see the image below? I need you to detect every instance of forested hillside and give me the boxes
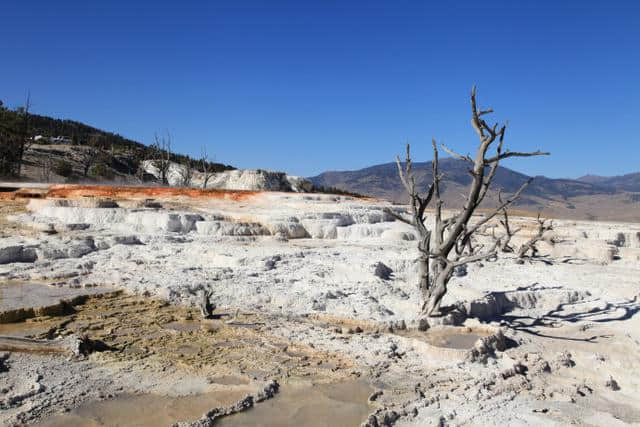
[0,99,234,180]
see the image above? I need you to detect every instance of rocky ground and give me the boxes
[1,185,639,426]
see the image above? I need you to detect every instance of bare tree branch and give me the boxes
[440,143,473,163]
[485,150,550,164]
[450,238,500,267]
[383,208,413,225]
[462,178,533,240]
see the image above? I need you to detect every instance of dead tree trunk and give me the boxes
[80,142,102,178]
[152,132,172,185]
[15,93,32,178]
[39,157,52,182]
[200,147,214,189]
[178,161,194,187]
[389,86,549,316]
[200,290,216,319]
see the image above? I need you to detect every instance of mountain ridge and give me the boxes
[309,160,640,222]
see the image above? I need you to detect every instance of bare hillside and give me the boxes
[310,160,640,222]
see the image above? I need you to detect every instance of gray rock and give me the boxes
[137,199,163,209]
[0,353,8,373]
[71,335,111,357]
[368,390,383,402]
[274,231,289,242]
[63,223,91,231]
[389,319,407,331]
[373,262,393,280]
[111,235,144,245]
[312,300,326,311]
[263,255,282,271]
[0,245,38,264]
[325,291,337,299]
[32,223,57,234]
[500,362,528,379]
[605,376,620,391]
[453,264,467,277]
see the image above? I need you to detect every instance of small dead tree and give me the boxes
[390,87,549,316]
[15,92,33,177]
[496,195,522,253]
[39,156,52,182]
[517,215,554,259]
[199,290,216,319]
[200,146,215,189]
[79,137,103,178]
[124,145,142,180]
[151,132,172,185]
[177,161,194,187]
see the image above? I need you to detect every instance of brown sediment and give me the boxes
[4,291,365,426]
[398,326,493,350]
[0,336,71,354]
[0,199,29,236]
[36,380,375,427]
[216,380,375,427]
[13,292,356,381]
[312,314,502,353]
[0,282,121,324]
[307,313,381,332]
[45,184,260,202]
[0,292,121,323]
[0,319,53,337]
[35,389,254,427]
[0,301,74,324]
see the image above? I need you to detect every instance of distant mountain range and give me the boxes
[309,160,640,222]
[576,173,640,192]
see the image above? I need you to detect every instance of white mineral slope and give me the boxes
[2,192,640,425]
[6,192,638,322]
[3,192,639,324]
[140,161,313,192]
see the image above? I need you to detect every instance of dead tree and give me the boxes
[124,145,142,180]
[496,195,522,253]
[39,157,52,182]
[177,161,194,187]
[200,146,215,189]
[390,87,549,316]
[79,138,103,177]
[199,290,216,319]
[517,215,554,259]
[151,132,172,185]
[15,92,33,177]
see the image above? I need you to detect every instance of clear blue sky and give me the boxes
[2,1,638,178]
